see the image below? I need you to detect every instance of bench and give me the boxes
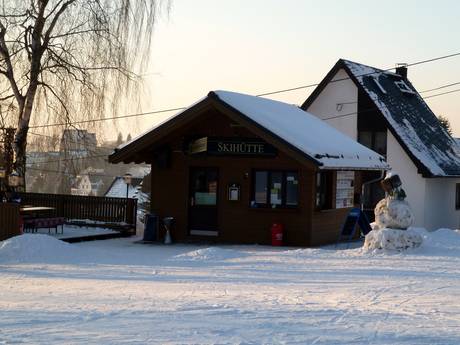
[24,217,65,234]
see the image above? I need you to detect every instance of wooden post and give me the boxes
[0,203,20,241]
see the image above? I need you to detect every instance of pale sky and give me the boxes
[125,0,460,137]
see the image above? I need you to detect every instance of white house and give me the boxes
[70,168,111,196]
[302,59,460,230]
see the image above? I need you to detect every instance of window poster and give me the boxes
[228,183,240,201]
[270,185,282,205]
[336,171,355,208]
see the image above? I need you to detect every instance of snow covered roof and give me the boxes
[105,177,143,198]
[110,90,388,170]
[212,91,387,169]
[303,59,460,177]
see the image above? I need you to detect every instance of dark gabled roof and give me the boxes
[302,59,460,177]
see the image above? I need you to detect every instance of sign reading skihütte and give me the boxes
[189,137,277,157]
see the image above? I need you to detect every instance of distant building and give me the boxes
[26,151,60,167]
[70,168,112,196]
[60,129,97,157]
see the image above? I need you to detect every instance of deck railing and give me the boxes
[18,192,137,229]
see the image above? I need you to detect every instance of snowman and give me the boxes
[363,172,423,251]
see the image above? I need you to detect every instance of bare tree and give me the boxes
[0,0,167,187]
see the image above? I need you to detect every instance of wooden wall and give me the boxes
[150,110,316,246]
[0,203,21,241]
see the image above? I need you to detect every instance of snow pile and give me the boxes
[363,228,423,252]
[363,227,460,255]
[0,234,81,263]
[171,247,247,262]
[418,228,460,256]
[374,198,414,229]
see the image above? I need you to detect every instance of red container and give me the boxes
[271,223,284,246]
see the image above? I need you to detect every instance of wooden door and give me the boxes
[189,167,219,236]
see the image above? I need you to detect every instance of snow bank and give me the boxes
[363,227,460,255]
[0,234,81,263]
[416,228,460,256]
[171,247,247,262]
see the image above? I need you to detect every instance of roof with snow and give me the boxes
[105,177,143,198]
[302,59,460,177]
[110,90,388,170]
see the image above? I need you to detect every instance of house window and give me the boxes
[358,131,387,156]
[316,171,333,210]
[252,170,298,208]
[374,132,387,155]
[456,184,460,210]
[395,80,415,94]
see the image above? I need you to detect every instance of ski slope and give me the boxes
[1,229,459,344]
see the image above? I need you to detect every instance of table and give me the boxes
[20,207,63,234]
[20,206,56,214]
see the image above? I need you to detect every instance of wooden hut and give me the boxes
[109,91,388,246]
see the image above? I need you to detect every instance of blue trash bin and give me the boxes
[143,213,158,242]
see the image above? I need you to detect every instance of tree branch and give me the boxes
[43,0,77,49]
[0,21,24,107]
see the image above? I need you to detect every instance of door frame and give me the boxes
[188,166,220,236]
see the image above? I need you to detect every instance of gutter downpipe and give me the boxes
[361,169,386,212]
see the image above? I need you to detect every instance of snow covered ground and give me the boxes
[1,228,460,344]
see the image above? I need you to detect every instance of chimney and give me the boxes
[395,63,408,78]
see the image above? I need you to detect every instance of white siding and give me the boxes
[388,131,460,230]
[386,131,427,228]
[306,69,358,140]
[424,178,460,230]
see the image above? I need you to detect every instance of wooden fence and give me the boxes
[0,203,21,241]
[18,192,137,229]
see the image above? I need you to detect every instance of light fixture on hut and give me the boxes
[0,166,5,178]
[123,173,133,199]
[8,170,22,188]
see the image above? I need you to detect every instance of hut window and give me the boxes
[254,171,268,204]
[316,171,333,210]
[251,170,298,208]
[286,172,299,206]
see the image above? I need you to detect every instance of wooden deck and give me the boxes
[19,192,137,226]
[1,192,138,242]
